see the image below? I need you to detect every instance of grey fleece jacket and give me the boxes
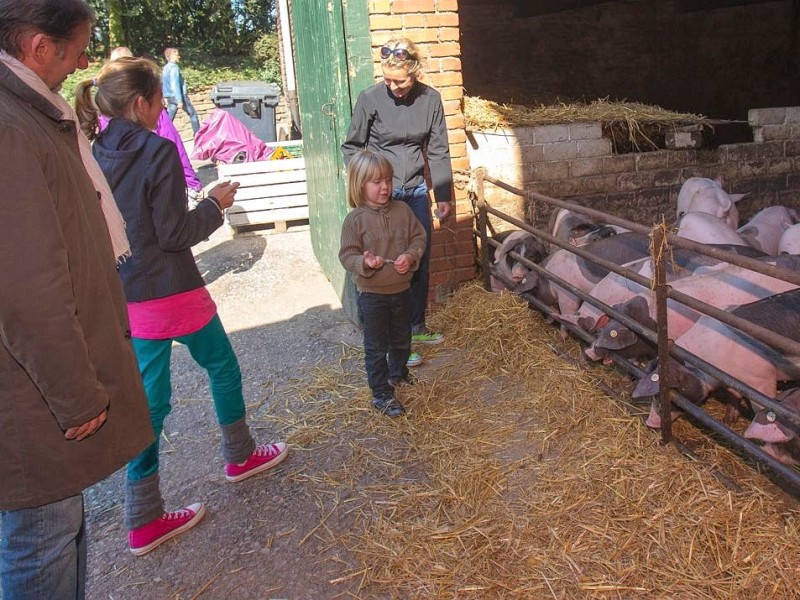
[341,81,453,203]
[339,201,427,295]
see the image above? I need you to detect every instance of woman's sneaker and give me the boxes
[411,330,444,345]
[128,503,205,556]
[225,443,289,483]
[406,351,423,367]
[371,394,405,417]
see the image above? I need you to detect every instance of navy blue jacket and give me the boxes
[93,119,222,302]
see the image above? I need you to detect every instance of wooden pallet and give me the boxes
[218,147,308,233]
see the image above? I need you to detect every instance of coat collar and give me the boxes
[0,61,64,124]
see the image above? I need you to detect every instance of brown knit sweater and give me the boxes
[339,201,427,294]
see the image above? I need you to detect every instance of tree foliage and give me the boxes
[88,0,277,59]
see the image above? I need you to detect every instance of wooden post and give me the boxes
[475,168,491,290]
[652,224,673,444]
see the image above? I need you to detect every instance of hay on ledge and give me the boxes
[466,96,710,152]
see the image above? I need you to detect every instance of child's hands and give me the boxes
[392,253,413,274]
[363,250,383,269]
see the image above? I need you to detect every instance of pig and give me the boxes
[744,388,800,466]
[676,177,723,216]
[736,205,799,255]
[563,246,779,341]
[532,232,651,315]
[548,206,624,251]
[676,177,745,229]
[489,230,547,294]
[779,223,800,255]
[582,295,657,363]
[635,288,800,429]
[677,212,750,246]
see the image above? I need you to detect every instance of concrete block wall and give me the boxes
[468,107,800,228]
[368,0,475,304]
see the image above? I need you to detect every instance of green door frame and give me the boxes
[291,0,373,323]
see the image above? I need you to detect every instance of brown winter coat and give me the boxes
[0,62,154,510]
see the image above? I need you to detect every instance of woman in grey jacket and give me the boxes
[341,37,453,365]
[75,57,289,557]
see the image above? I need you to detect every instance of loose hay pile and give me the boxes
[465,96,710,153]
[277,283,800,599]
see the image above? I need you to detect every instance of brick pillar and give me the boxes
[367,0,474,306]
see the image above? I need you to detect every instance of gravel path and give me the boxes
[84,223,365,599]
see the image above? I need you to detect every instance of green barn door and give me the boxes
[291,0,371,323]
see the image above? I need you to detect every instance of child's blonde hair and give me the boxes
[346,150,394,208]
[164,47,179,61]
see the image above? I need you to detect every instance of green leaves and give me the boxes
[88,0,277,59]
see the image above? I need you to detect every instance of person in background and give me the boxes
[341,37,453,368]
[162,46,200,135]
[339,150,427,418]
[0,1,154,597]
[98,46,204,201]
[75,57,289,557]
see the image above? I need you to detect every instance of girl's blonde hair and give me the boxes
[380,37,423,79]
[346,150,393,208]
[74,56,161,141]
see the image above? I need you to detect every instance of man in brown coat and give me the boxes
[0,1,154,597]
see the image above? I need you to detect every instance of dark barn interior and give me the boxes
[460,0,800,121]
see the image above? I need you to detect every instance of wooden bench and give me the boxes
[217,141,307,234]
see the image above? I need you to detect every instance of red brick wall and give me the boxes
[367,0,476,304]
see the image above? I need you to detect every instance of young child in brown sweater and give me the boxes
[339,150,427,417]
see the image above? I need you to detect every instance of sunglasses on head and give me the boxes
[380,45,411,61]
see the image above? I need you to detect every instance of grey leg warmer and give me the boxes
[220,418,255,464]
[125,473,165,530]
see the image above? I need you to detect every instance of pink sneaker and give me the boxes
[225,442,288,483]
[128,503,205,556]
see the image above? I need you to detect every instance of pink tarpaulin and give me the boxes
[191,108,274,164]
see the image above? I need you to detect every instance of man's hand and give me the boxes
[435,201,453,221]
[64,410,107,441]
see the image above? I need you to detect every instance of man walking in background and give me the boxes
[0,1,153,597]
[163,47,201,135]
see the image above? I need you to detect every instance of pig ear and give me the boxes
[594,313,610,331]
[620,296,648,320]
[578,316,597,332]
[729,193,747,204]
[714,176,724,187]
[553,312,581,326]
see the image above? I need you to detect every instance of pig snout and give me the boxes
[645,398,682,430]
[510,261,528,282]
[583,343,605,362]
[646,400,662,429]
[744,418,793,444]
[761,443,799,466]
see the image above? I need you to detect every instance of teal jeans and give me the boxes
[127,314,250,481]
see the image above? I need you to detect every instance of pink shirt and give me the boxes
[127,287,217,339]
